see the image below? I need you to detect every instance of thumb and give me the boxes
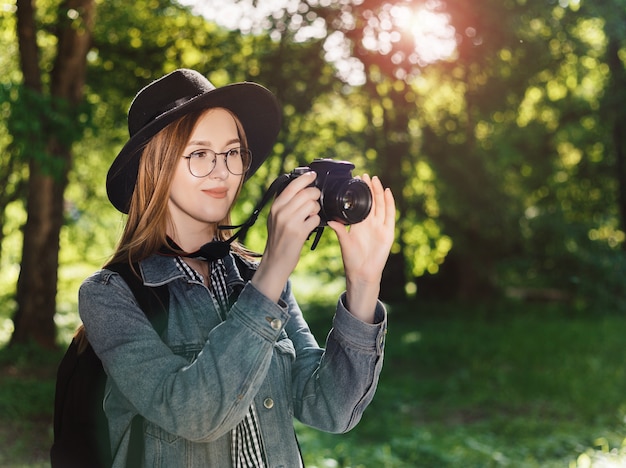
[327,221,348,242]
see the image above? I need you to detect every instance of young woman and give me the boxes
[80,68,395,467]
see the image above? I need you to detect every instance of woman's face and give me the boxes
[168,108,244,239]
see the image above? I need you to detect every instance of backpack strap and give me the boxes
[228,253,257,307]
[106,262,169,336]
[232,253,257,282]
[105,262,170,467]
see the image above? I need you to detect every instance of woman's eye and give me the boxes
[227,148,240,157]
[191,150,211,159]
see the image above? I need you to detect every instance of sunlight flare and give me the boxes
[391,2,457,64]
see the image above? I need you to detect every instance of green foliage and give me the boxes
[0,3,19,81]
[0,342,60,418]
[403,0,625,299]
[508,210,626,314]
[0,83,92,179]
[0,342,62,467]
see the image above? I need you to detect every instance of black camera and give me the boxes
[220,159,373,251]
[287,159,372,226]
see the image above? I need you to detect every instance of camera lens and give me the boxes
[322,179,372,225]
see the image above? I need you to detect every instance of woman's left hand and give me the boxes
[327,174,396,323]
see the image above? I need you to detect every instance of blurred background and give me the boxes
[1,0,625,466]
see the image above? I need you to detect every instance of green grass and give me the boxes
[0,343,61,467]
[2,300,626,467]
[297,300,626,467]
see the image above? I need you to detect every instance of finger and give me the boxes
[383,187,396,228]
[270,195,320,238]
[327,220,347,241]
[278,171,317,200]
[370,176,387,219]
[303,198,321,223]
[303,213,321,234]
[358,174,383,222]
[355,174,376,222]
[275,177,320,221]
[295,191,321,225]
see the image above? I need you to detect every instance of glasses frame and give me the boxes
[182,147,252,178]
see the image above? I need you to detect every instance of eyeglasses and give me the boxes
[182,147,252,178]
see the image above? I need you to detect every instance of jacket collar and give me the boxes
[138,252,247,289]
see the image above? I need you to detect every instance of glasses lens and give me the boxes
[188,152,214,177]
[226,148,251,175]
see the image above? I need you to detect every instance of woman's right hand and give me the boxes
[251,172,321,303]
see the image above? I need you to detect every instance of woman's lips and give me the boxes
[203,188,228,199]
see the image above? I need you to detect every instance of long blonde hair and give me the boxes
[106,107,252,267]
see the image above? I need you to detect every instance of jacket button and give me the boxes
[270,318,282,330]
[263,398,274,409]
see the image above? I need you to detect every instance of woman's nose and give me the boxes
[210,156,230,179]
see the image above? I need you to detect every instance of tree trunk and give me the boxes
[380,252,407,303]
[12,163,67,348]
[606,37,626,249]
[15,0,41,91]
[11,0,95,348]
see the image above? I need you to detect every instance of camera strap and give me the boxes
[218,173,291,240]
[219,173,326,250]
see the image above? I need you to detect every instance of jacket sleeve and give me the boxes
[282,283,387,433]
[79,269,291,442]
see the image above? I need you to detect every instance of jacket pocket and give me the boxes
[144,422,184,468]
[145,421,181,444]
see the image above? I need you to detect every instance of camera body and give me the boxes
[287,159,372,226]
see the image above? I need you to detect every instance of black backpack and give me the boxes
[50,256,256,467]
[50,262,169,468]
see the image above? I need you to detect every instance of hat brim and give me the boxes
[106,82,281,213]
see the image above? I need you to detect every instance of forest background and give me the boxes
[1,0,626,466]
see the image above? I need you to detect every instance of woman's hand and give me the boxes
[327,174,396,323]
[252,172,321,303]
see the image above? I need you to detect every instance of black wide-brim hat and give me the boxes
[106,68,282,213]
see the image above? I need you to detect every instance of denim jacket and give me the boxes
[79,252,387,467]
